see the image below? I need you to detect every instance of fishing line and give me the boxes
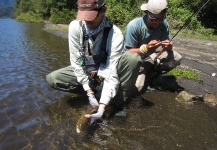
[171,0,210,40]
[156,0,210,58]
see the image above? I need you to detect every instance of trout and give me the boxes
[76,105,117,133]
[76,106,98,133]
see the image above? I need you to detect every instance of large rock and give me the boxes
[175,91,203,104]
[203,93,217,106]
[176,91,217,107]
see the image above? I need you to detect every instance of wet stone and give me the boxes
[203,93,217,106]
[176,91,203,104]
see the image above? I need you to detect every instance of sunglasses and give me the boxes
[148,13,165,22]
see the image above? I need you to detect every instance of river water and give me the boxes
[0,18,217,150]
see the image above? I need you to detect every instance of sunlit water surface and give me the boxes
[0,18,217,150]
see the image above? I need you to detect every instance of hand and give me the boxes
[87,92,99,107]
[161,40,173,51]
[147,40,162,51]
[85,105,105,124]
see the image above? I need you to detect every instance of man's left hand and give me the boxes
[161,40,173,51]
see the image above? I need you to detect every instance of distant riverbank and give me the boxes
[43,23,68,39]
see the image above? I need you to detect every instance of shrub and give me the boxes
[16,11,43,23]
[167,0,204,30]
[49,8,76,24]
[106,0,143,29]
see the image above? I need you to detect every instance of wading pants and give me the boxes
[116,50,182,97]
[46,50,181,106]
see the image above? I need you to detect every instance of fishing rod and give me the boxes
[156,0,210,58]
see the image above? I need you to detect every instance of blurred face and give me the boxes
[85,8,106,30]
[146,12,166,28]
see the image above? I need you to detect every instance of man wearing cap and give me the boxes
[117,0,182,98]
[46,0,124,123]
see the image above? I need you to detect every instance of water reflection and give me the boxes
[0,18,217,149]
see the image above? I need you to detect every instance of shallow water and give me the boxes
[0,18,217,150]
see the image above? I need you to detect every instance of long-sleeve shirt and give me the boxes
[68,19,124,105]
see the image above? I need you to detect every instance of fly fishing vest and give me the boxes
[81,24,113,75]
[78,23,113,89]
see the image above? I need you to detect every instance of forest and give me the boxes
[12,0,217,35]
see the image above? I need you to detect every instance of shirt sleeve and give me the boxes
[68,20,91,91]
[99,26,124,105]
[124,20,140,49]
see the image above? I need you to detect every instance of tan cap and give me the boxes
[76,0,105,21]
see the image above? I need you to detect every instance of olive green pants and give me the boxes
[46,50,181,106]
[46,51,143,106]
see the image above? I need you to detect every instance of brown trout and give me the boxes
[76,106,98,133]
[76,105,117,133]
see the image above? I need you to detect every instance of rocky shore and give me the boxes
[43,23,69,39]
[43,23,217,98]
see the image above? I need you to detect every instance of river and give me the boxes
[0,18,217,150]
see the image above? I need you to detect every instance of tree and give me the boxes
[13,0,217,32]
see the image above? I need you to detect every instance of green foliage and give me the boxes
[168,68,202,81]
[167,0,204,30]
[14,0,32,17]
[49,8,75,24]
[13,0,216,36]
[16,11,43,23]
[171,28,217,40]
[105,0,143,29]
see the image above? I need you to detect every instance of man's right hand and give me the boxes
[87,92,99,107]
[85,104,105,124]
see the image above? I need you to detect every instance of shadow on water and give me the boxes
[0,18,217,149]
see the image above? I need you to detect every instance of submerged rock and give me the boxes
[176,91,217,107]
[203,93,217,106]
[175,91,203,104]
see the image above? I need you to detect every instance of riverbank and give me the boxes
[43,23,69,39]
[43,23,217,97]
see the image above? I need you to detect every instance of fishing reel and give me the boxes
[154,58,161,66]
[88,71,103,93]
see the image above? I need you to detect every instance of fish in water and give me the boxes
[76,105,117,133]
[76,106,98,133]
